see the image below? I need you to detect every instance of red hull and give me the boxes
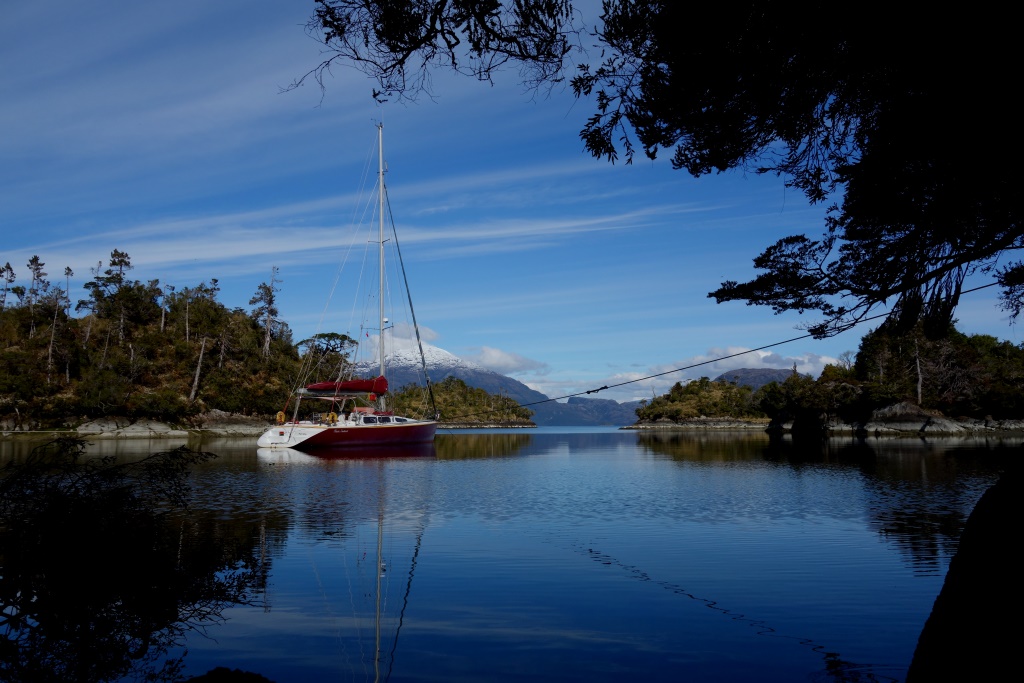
[296,421,437,450]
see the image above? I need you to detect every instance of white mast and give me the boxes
[377,123,386,410]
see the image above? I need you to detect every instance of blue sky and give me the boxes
[2,1,1016,403]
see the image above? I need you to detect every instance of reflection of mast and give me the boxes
[369,460,427,683]
[375,493,384,683]
[385,522,424,681]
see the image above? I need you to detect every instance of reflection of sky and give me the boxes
[162,433,1004,682]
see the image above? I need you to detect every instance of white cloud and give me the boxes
[650,347,838,381]
[515,346,842,405]
[388,322,440,345]
[465,346,549,375]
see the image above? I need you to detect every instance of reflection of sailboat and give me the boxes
[278,453,430,681]
[357,463,427,682]
[258,123,437,451]
[256,442,435,463]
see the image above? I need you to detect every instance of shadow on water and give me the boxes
[0,437,273,683]
[633,430,1012,681]
[434,432,533,459]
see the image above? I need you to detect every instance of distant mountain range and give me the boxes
[365,348,795,425]
[359,346,642,426]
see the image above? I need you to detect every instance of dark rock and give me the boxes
[906,461,1021,681]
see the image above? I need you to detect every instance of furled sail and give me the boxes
[305,375,389,394]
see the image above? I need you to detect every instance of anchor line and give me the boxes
[441,280,1001,422]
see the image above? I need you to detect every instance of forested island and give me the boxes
[0,251,531,433]
[4,249,1023,436]
[634,324,1024,435]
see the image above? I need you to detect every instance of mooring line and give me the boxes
[571,541,898,683]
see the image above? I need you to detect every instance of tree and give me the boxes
[0,262,14,311]
[79,250,134,345]
[250,267,281,359]
[45,267,73,384]
[297,332,358,384]
[298,0,575,98]
[25,256,48,338]
[302,1,1020,337]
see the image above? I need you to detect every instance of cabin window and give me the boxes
[378,417,392,423]
[393,417,408,423]
[363,416,378,424]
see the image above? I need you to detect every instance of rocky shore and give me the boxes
[5,402,1024,440]
[626,402,1024,436]
[0,411,537,440]
[0,410,269,440]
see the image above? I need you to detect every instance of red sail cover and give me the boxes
[306,376,389,394]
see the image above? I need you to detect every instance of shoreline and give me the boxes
[0,415,537,442]
[626,402,1024,437]
[6,402,1024,441]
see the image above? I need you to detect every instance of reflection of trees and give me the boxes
[637,430,772,461]
[762,436,1002,573]
[850,441,1004,575]
[640,431,1004,574]
[0,438,269,683]
[435,433,533,459]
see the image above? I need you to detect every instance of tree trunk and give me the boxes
[189,336,206,403]
[262,311,272,358]
[915,339,923,405]
[100,327,111,368]
[47,306,58,384]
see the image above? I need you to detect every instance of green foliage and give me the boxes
[770,326,1024,428]
[0,250,304,428]
[0,248,517,428]
[391,376,533,424]
[638,321,1024,429]
[853,325,1024,419]
[635,377,762,422]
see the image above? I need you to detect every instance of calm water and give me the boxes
[0,428,1011,682]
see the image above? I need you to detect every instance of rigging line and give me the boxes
[519,327,876,408]
[291,135,379,391]
[437,323,839,422]
[442,281,1007,422]
[384,190,439,419]
[508,280,1006,410]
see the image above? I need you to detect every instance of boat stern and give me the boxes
[257,424,319,449]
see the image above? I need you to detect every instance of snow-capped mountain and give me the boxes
[356,344,640,426]
[356,345,547,405]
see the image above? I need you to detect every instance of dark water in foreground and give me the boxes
[0,428,1011,682]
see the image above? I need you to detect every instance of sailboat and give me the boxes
[257,124,438,450]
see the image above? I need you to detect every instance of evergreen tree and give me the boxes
[0,262,14,311]
[249,267,281,359]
